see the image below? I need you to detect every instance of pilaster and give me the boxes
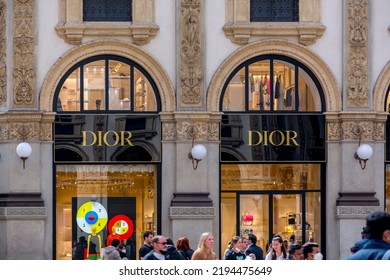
[12,0,35,108]
[345,0,369,108]
[178,0,204,109]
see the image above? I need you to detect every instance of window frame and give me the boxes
[56,0,158,45]
[223,0,325,45]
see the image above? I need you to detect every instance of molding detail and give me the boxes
[169,207,215,218]
[0,0,6,105]
[346,0,368,107]
[0,207,47,220]
[335,206,382,218]
[0,111,56,141]
[13,0,35,106]
[325,112,387,142]
[161,111,222,142]
[55,0,159,45]
[179,0,203,106]
[223,0,325,46]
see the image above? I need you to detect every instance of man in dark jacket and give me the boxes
[245,234,264,260]
[347,211,390,260]
[144,235,168,260]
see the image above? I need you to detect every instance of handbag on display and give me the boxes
[241,210,254,222]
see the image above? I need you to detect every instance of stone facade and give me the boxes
[0,0,390,260]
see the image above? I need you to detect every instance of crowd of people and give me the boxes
[73,211,390,260]
[347,211,390,260]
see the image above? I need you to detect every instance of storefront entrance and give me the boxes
[220,163,324,258]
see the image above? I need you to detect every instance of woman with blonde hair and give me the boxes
[191,232,217,260]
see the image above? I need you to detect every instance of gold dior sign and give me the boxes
[82,131,134,146]
[248,130,299,146]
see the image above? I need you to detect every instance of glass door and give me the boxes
[237,192,321,255]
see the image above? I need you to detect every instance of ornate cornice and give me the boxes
[179,0,203,107]
[325,112,387,141]
[223,22,326,46]
[0,0,6,105]
[346,0,368,108]
[55,0,159,45]
[0,111,56,141]
[160,111,222,142]
[223,0,325,46]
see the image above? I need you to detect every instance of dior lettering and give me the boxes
[248,130,299,146]
[82,131,134,146]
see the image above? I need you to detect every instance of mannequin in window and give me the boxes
[87,225,102,260]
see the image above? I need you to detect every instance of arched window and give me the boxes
[220,55,324,112]
[54,55,160,113]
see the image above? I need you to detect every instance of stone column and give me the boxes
[161,111,221,256]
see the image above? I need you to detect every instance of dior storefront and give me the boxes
[1,0,390,261]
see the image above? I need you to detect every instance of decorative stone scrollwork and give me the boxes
[346,0,368,107]
[0,0,6,105]
[13,0,35,106]
[180,0,202,106]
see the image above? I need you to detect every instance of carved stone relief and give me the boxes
[326,113,386,142]
[161,118,220,142]
[346,0,368,107]
[13,0,35,106]
[0,0,6,105]
[0,112,55,141]
[179,0,203,106]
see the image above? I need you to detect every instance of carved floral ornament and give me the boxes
[326,116,386,142]
[0,0,6,105]
[180,0,203,106]
[346,0,368,108]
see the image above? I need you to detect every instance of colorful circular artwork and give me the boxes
[76,201,108,234]
[108,214,134,240]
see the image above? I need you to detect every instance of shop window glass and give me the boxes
[109,61,131,110]
[221,164,320,191]
[55,56,160,113]
[222,67,246,111]
[84,61,106,111]
[221,56,323,113]
[298,67,321,111]
[250,0,299,22]
[58,69,81,112]
[55,164,156,260]
[134,69,157,112]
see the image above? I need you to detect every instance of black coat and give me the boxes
[246,244,264,260]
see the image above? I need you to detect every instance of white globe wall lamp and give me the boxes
[188,126,207,170]
[16,142,32,169]
[353,125,373,170]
